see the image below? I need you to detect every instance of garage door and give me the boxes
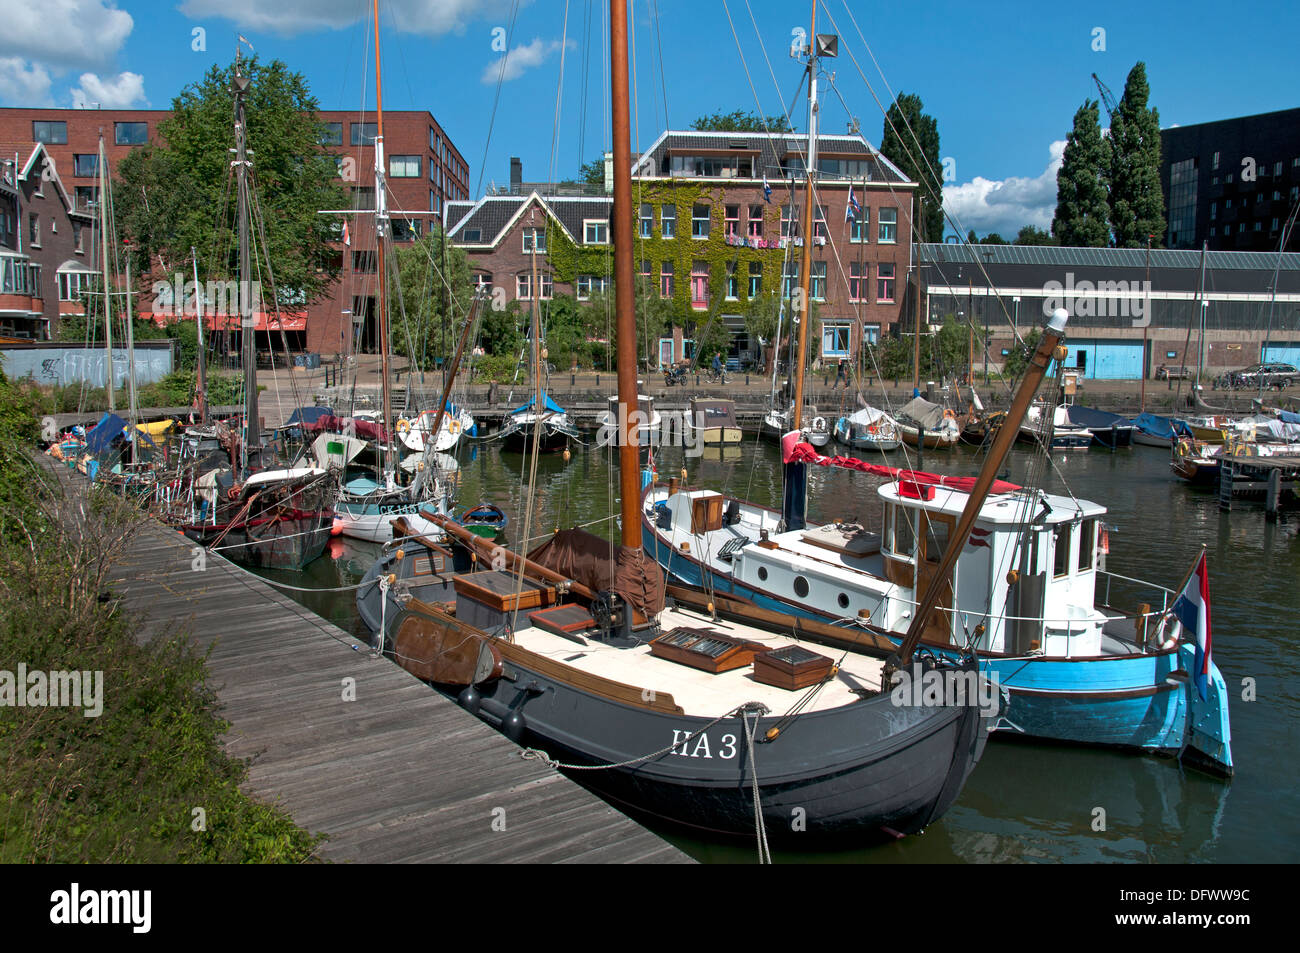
[1062,340,1144,380]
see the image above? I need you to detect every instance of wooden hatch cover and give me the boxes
[393,606,503,686]
[649,627,766,674]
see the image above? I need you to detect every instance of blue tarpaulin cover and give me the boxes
[510,393,565,416]
[84,413,127,454]
[284,406,334,427]
[1133,412,1192,440]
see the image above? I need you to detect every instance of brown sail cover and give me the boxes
[528,527,665,617]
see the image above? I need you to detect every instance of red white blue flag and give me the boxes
[763,174,772,203]
[1171,551,1212,701]
[846,186,861,222]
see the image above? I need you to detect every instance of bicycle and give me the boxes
[703,369,730,385]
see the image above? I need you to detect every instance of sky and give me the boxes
[2,0,1298,239]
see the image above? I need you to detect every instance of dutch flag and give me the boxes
[846,185,861,222]
[1171,550,1213,702]
[763,174,772,203]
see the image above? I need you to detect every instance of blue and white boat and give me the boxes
[1132,412,1193,448]
[642,470,1232,776]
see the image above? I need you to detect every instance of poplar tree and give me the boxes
[1108,62,1165,248]
[880,94,943,243]
[1051,99,1112,247]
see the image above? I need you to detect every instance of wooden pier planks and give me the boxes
[38,456,691,865]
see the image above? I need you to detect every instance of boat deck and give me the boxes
[511,602,884,719]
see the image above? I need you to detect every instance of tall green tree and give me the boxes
[691,110,792,133]
[1014,224,1057,246]
[880,93,943,243]
[1051,99,1112,247]
[578,157,605,186]
[389,227,474,368]
[1107,62,1165,248]
[114,57,346,304]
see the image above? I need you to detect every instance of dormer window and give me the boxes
[583,219,608,244]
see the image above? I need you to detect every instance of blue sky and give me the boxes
[2,0,1298,237]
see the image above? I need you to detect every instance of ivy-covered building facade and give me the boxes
[445,130,916,368]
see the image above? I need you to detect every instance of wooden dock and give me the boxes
[1218,455,1300,520]
[39,457,691,864]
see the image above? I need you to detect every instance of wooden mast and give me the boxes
[372,0,394,477]
[232,53,256,476]
[791,0,819,432]
[611,0,641,549]
[97,134,115,414]
[887,309,1070,676]
[192,247,208,425]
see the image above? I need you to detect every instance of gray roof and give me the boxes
[447,193,613,248]
[920,242,1300,272]
[632,129,911,185]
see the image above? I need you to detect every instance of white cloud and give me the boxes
[0,0,133,71]
[480,36,569,85]
[178,0,522,37]
[70,71,147,108]
[943,140,1066,239]
[0,57,54,106]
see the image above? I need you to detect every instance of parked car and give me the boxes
[1227,362,1297,389]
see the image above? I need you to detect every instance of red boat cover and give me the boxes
[303,415,388,442]
[781,433,1020,495]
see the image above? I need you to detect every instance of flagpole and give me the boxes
[1150,544,1208,639]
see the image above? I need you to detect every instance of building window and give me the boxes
[725,205,739,238]
[813,205,828,240]
[73,221,84,253]
[811,261,826,300]
[667,155,754,177]
[692,203,710,239]
[353,186,375,210]
[431,129,441,152]
[822,323,850,358]
[690,260,709,308]
[851,207,869,242]
[640,203,653,238]
[877,262,895,302]
[862,323,880,345]
[114,122,148,146]
[352,251,377,273]
[576,275,609,300]
[1210,202,1217,219]
[660,261,674,297]
[781,204,800,238]
[583,219,609,244]
[58,270,96,301]
[390,155,420,177]
[1212,151,1220,170]
[522,228,547,253]
[748,261,762,297]
[319,122,343,145]
[351,122,378,145]
[391,219,421,241]
[517,274,551,300]
[878,207,897,243]
[782,260,799,298]
[661,203,676,238]
[33,120,67,145]
[463,228,481,243]
[748,204,763,238]
[73,154,99,178]
[849,261,867,301]
[29,214,40,247]
[473,273,492,294]
[74,186,98,211]
[639,259,651,287]
[725,261,738,299]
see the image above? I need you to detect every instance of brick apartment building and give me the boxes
[0,106,469,353]
[445,130,916,368]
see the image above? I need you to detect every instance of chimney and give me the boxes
[510,157,522,192]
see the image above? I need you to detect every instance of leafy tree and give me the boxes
[1002,328,1041,380]
[1015,225,1057,246]
[1052,99,1112,247]
[579,157,605,186]
[389,227,474,369]
[873,336,914,383]
[880,93,943,243]
[967,230,1008,245]
[691,110,792,133]
[1108,62,1165,248]
[634,276,673,367]
[114,57,347,306]
[480,299,523,357]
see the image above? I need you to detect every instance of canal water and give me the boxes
[266,433,1300,864]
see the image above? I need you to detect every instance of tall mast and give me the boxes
[373,0,394,477]
[193,246,208,425]
[791,0,819,431]
[123,245,139,431]
[97,134,115,414]
[1194,240,1207,398]
[233,53,257,475]
[610,0,641,549]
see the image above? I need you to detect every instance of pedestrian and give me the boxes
[832,358,849,390]
[712,352,722,379]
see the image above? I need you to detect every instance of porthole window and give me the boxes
[757,566,768,581]
[837,593,849,609]
[793,576,810,598]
